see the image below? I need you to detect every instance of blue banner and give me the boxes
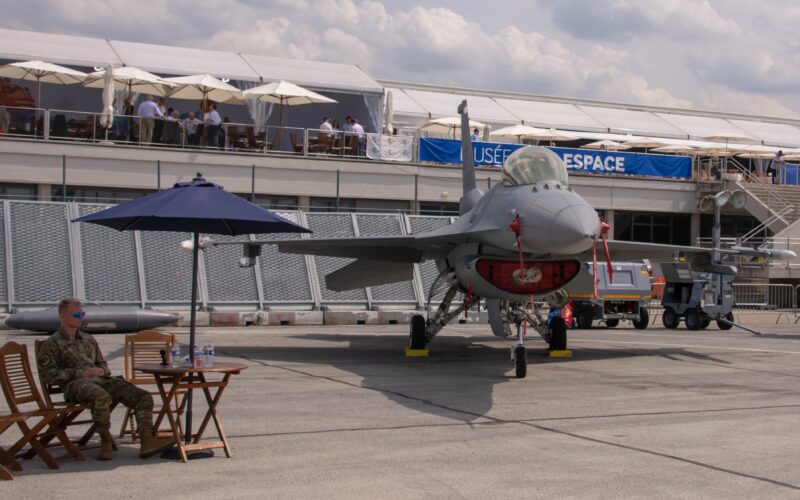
[551,147,692,179]
[418,138,692,179]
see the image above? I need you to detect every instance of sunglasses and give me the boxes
[71,311,86,319]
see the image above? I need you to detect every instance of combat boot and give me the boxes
[139,428,176,458]
[97,429,114,461]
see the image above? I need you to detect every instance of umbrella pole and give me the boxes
[185,231,200,445]
[35,77,41,138]
[275,100,284,150]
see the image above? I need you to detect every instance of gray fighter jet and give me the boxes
[4,305,179,334]
[225,101,795,378]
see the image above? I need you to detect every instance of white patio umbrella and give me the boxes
[0,60,87,136]
[242,80,337,148]
[162,74,244,111]
[419,116,487,139]
[583,140,630,151]
[99,64,114,136]
[490,124,549,143]
[83,66,174,97]
[690,146,741,157]
[650,144,696,154]
[532,128,578,142]
[701,131,754,144]
[384,90,394,135]
[622,136,669,152]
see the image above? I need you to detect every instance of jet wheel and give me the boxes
[549,316,568,350]
[514,346,527,379]
[662,307,680,329]
[605,319,620,328]
[409,314,427,350]
[633,308,649,330]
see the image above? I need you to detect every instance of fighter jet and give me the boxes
[217,101,795,378]
[5,305,179,334]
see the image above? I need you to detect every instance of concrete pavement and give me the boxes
[2,322,800,498]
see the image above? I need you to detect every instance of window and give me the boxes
[238,194,298,211]
[51,186,151,204]
[614,211,691,245]
[0,183,37,201]
[419,202,459,216]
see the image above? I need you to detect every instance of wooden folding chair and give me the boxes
[0,415,24,480]
[119,331,181,442]
[33,340,106,452]
[0,342,84,471]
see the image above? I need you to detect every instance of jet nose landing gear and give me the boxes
[509,306,528,378]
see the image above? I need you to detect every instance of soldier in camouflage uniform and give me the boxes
[37,298,175,460]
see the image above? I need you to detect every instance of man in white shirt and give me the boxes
[319,117,333,134]
[184,112,201,146]
[351,118,366,155]
[137,96,164,144]
[203,103,222,147]
[471,128,480,142]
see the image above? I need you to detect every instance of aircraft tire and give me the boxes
[576,305,594,329]
[409,314,427,349]
[717,312,734,330]
[605,319,620,328]
[685,308,703,330]
[662,307,680,329]
[514,346,527,379]
[633,308,649,330]
[549,316,568,350]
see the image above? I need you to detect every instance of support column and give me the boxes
[37,183,52,201]
[604,209,615,240]
[690,213,701,246]
[297,195,310,212]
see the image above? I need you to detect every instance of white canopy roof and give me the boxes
[578,105,686,138]
[655,113,752,141]
[0,28,121,67]
[0,28,382,94]
[727,119,800,147]
[243,54,381,93]
[385,87,428,117]
[403,89,518,124]
[110,40,260,82]
[494,98,606,132]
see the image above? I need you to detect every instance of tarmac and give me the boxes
[2,319,800,499]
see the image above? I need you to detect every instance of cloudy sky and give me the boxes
[4,0,800,118]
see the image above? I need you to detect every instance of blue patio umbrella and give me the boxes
[74,173,310,453]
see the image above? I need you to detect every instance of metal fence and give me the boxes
[0,199,451,313]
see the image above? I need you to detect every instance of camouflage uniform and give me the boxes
[37,328,154,433]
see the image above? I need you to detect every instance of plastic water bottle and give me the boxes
[204,344,215,368]
[170,344,181,367]
[193,345,204,369]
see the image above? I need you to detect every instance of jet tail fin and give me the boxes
[458,99,477,215]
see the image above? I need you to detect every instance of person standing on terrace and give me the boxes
[203,103,222,148]
[137,96,164,144]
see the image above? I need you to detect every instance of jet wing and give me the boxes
[276,236,424,262]
[574,240,796,263]
[264,228,498,263]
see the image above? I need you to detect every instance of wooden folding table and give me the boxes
[134,363,248,463]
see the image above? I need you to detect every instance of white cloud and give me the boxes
[0,0,797,117]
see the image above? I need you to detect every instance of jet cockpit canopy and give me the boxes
[501,147,569,187]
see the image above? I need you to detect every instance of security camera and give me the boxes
[239,257,256,268]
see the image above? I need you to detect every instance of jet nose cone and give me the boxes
[550,203,600,254]
[518,188,601,255]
